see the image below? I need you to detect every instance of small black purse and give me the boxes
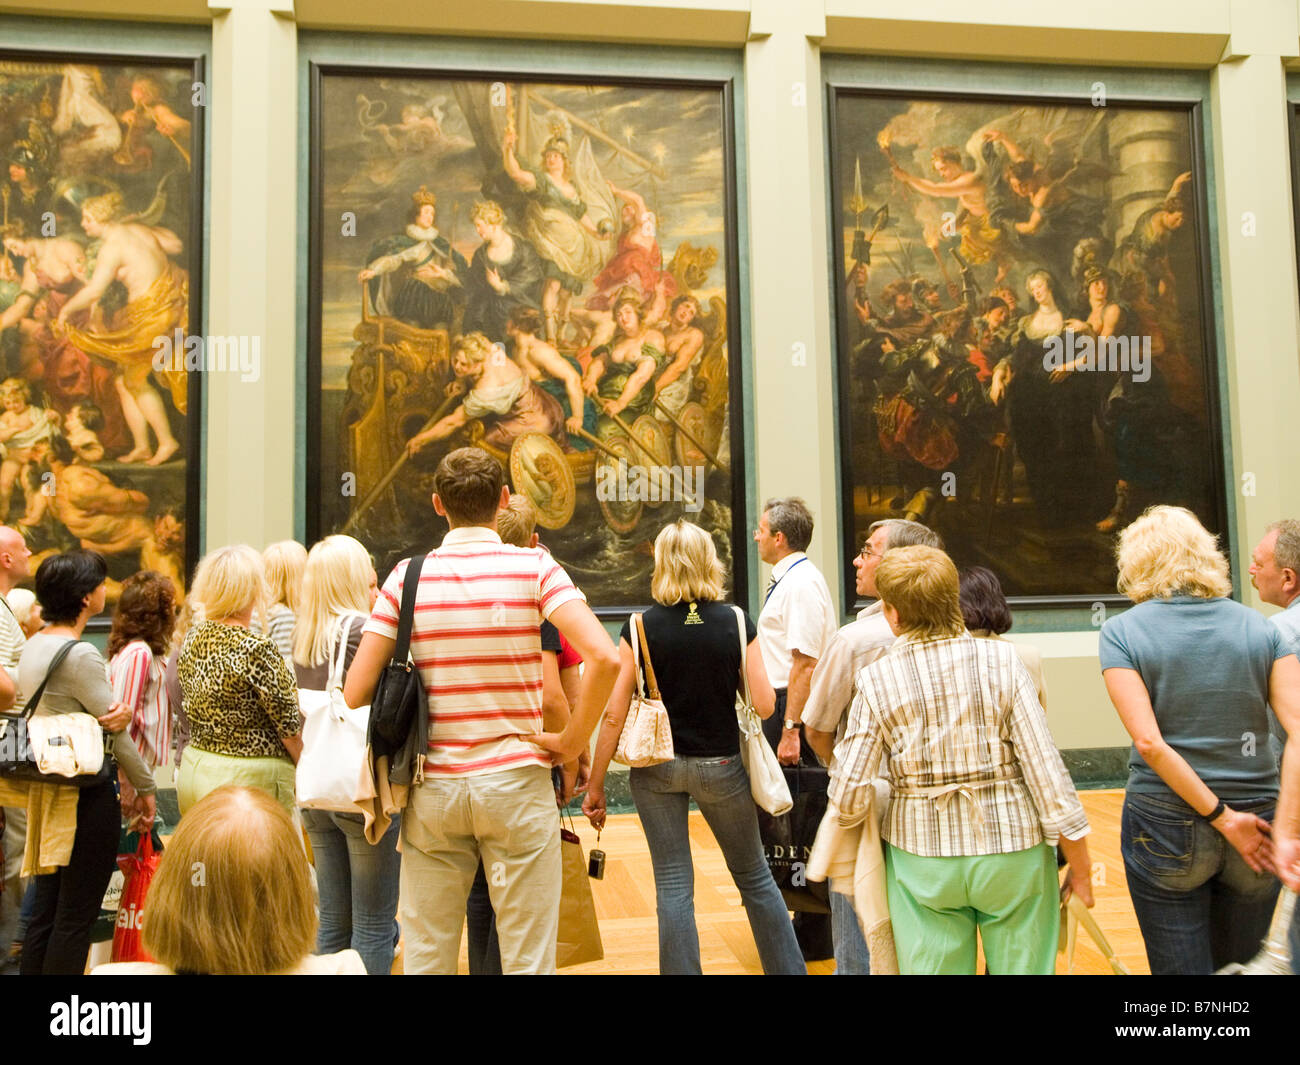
[0,639,114,788]
[367,554,429,766]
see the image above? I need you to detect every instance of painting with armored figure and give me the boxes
[0,51,201,607]
[830,86,1226,606]
[308,67,744,611]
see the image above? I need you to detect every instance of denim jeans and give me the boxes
[829,885,871,974]
[629,754,805,975]
[1121,791,1279,975]
[301,808,401,976]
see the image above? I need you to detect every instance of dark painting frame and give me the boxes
[0,47,205,627]
[306,61,748,618]
[827,83,1228,611]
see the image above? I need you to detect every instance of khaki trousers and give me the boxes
[400,764,560,974]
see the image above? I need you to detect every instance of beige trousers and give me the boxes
[400,764,560,974]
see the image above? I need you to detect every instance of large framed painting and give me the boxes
[0,50,202,612]
[828,85,1227,608]
[307,64,745,614]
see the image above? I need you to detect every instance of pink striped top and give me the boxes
[110,640,172,771]
[364,526,582,776]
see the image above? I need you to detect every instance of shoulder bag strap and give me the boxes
[628,613,645,698]
[17,639,82,721]
[633,612,660,699]
[393,555,427,666]
[732,605,752,709]
[326,613,359,692]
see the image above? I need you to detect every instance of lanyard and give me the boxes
[764,556,807,606]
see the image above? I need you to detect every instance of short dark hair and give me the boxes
[434,447,505,525]
[34,549,108,625]
[763,497,813,553]
[958,566,1013,634]
[508,306,544,336]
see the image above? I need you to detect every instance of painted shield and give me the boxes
[509,432,577,530]
[595,433,644,535]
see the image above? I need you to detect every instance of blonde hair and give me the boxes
[651,519,724,605]
[497,492,538,548]
[1115,505,1231,602]
[293,535,374,667]
[141,786,317,974]
[0,377,30,402]
[82,191,124,224]
[470,200,505,227]
[190,544,265,622]
[874,545,966,641]
[262,540,307,612]
[453,331,494,367]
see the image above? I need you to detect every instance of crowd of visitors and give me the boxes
[0,451,1298,977]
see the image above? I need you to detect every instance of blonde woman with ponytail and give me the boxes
[292,535,396,976]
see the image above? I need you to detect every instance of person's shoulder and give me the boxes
[92,961,173,976]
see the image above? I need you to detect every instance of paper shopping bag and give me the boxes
[556,828,603,969]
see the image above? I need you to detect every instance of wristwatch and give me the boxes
[783,719,799,731]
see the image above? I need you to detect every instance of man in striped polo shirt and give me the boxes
[346,448,618,974]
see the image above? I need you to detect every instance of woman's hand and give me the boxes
[97,701,133,733]
[1212,807,1275,874]
[582,784,607,831]
[128,792,156,832]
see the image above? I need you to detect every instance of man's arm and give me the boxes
[532,598,618,761]
[343,630,395,709]
[777,649,818,766]
[1269,655,1300,889]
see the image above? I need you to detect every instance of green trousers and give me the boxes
[178,745,297,818]
[886,842,1059,974]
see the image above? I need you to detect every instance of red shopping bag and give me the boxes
[111,831,163,963]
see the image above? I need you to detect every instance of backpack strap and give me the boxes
[393,555,427,666]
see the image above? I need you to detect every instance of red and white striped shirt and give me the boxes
[364,527,583,777]
[110,640,172,770]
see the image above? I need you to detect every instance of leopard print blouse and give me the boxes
[177,621,301,758]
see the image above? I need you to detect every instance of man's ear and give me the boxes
[432,493,447,517]
[529,533,539,548]
[499,484,511,509]
[1284,567,1299,598]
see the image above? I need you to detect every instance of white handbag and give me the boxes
[296,615,371,812]
[732,605,793,816]
[612,612,675,768]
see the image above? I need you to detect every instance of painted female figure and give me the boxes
[461,200,543,345]
[581,289,665,438]
[501,127,605,343]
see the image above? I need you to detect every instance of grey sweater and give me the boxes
[17,632,156,794]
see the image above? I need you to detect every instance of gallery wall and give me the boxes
[4,0,1300,768]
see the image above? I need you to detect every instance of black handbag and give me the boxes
[0,639,114,788]
[367,554,429,767]
[757,764,832,915]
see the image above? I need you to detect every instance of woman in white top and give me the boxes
[292,535,394,975]
[108,570,178,771]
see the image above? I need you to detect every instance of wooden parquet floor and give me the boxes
[438,788,1149,975]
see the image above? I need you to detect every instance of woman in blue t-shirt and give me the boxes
[582,520,804,975]
[1100,505,1300,974]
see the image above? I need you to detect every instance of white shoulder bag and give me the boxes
[733,605,792,816]
[612,612,674,768]
[296,615,371,811]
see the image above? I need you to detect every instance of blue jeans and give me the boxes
[629,754,805,975]
[301,809,401,975]
[829,885,871,974]
[1121,792,1279,975]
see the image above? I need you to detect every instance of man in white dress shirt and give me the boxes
[754,498,837,767]
[802,517,940,974]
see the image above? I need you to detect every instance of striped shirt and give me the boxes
[829,632,1088,857]
[364,526,582,777]
[110,640,172,770]
[0,595,25,704]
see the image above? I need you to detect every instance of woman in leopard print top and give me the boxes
[177,546,302,816]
